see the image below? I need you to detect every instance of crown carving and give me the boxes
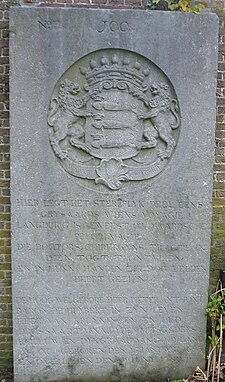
[80,55,150,89]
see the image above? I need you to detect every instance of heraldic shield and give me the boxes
[47,49,181,191]
[84,90,144,160]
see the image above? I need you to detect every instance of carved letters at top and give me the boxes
[47,49,181,191]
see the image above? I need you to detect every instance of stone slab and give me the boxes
[10,8,218,382]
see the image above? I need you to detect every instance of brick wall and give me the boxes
[210,3,225,292]
[0,1,12,373]
[0,0,224,375]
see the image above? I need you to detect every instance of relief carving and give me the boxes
[138,83,180,159]
[48,49,181,191]
[47,79,90,159]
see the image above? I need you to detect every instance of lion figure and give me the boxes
[47,79,90,159]
[138,83,180,159]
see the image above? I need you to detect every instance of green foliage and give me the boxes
[207,289,225,341]
[206,282,225,382]
[147,0,204,13]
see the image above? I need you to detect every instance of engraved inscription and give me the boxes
[47,49,180,191]
[13,194,209,379]
[96,20,130,33]
[38,19,52,29]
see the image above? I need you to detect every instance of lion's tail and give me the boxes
[170,99,180,129]
[47,98,59,127]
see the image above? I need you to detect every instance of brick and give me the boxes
[0,144,10,153]
[5,272,11,279]
[3,170,10,178]
[218,44,225,53]
[0,231,10,238]
[213,205,225,214]
[0,58,9,65]
[218,106,225,114]
[0,22,8,30]
[0,163,9,170]
[4,255,11,262]
[91,0,107,4]
[214,238,225,247]
[0,214,10,221]
[2,48,9,57]
[212,213,220,221]
[214,181,225,190]
[6,319,12,328]
[4,66,9,75]
[108,0,124,4]
[3,12,9,22]
[0,137,9,145]
[217,139,225,147]
[0,263,10,270]
[217,173,225,181]
[0,112,9,120]
[6,303,12,312]
[0,327,12,335]
[215,156,225,164]
[0,302,6,311]
[216,115,224,122]
[218,52,225,62]
[5,287,11,295]
[218,63,225,72]
[39,2,67,5]
[71,0,90,3]
[0,103,5,111]
[0,179,9,187]
[215,146,225,154]
[2,280,11,288]
[215,131,225,140]
[213,197,225,206]
[0,76,8,84]
[211,247,225,256]
[217,80,225,88]
[2,29,9,39]
[0,40,8,49]
[0,341,12,349]
[216,122,225,129]
[217,190,225,197]
[2,189,10,197]
[3,154,9,162]
[216,98,225,105]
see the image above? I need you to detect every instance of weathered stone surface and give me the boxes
[10,8,218,382]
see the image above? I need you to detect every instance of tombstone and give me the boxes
[10,8,218,382]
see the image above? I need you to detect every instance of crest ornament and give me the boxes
[47,49,181,191]
[96,159,128,190]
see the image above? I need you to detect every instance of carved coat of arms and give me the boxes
[48,50,180,191]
